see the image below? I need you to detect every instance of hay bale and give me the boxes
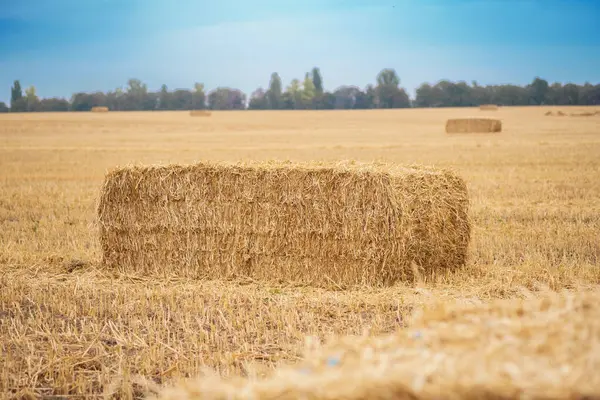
[556,110,566,116]
[545,111,554,116]
[479,104,498,111]
[570,111,597,117]
[97,161,471,286]
[190,110,212,117]
[445,118,501,133]
[90,106,109,112]
[155,291,600,400]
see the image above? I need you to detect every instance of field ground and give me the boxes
[1,107,599,398]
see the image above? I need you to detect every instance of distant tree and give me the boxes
[311,67,323,95]
[266,73,283,109]
[192,83,206,110]
[158,84,170,110]
[207,87,246,110]
[375,69,410,108]
[248,88,269,110]
[0,102,8,113]
[39,98,70,112]
[333,86,362,109]
[10,80,23,107]
[25,86,41,111]
[528,77,550,105]
[282,79,302,109]
[170,89,193,110]
[301,72,316,108]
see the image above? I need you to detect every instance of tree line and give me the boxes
[2,68,599,113]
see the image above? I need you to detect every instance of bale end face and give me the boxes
[446,118,502,134]
[97,161,471,287]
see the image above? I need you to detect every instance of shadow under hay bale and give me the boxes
[154,291,600,400]
[445,118,501,134]
[97,161,471,287]
[479,104,498,111]
[90,106,109,112]
[189,110,212,117]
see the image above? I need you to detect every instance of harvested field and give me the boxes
[98,161,470,286]
[156,290,600,400]
[479,104,498,110]
[1,106,600,398]
[446,117,502,133]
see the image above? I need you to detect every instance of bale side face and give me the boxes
[97,162,470,286]
[446,118,501,133]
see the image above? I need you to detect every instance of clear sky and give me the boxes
[1,0,599,103]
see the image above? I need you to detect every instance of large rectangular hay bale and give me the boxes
[446,118,501,133]
[97,161,471,286]
[479,104,498,111]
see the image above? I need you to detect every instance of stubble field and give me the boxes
[1,107,599,398]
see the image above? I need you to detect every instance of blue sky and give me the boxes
[1,0,599,103]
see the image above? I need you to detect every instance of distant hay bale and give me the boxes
[190,110,212,117]
[97,161,471,287]
[445,118,501,134]
[155,290,600,400]
[556,110,566,116]
[91,106,109,113]
[479,104,498,111]
[545,111,554,116]
[570,111,597,117]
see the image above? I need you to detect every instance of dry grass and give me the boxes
[190,110,211,117]
[1,106,600,398]
[157,289,600,400]
[479,104,498,111]
[98,161,470,286]
[91,106,109,113]
[445,117,502,133]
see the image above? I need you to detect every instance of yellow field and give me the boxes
[1,107,599,398]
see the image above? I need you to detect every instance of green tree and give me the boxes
[248,88,269,110]
[528,77,549,105]
[25,86,40,111]
[267,73,282,109]
[282,79,302,109]
[11,80,23,106]
[375,69,410,108]
[0,102,8,113]
[10,80,27,112]
[192,83,206,110]
[158,84,170,110]
[301,72,316,108]
[311,67,323,95]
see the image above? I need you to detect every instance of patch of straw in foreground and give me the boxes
[156,289,600,400]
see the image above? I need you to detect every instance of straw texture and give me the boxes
[155,290,600,400]
[97,160,471,286]
[445,118,502,133]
